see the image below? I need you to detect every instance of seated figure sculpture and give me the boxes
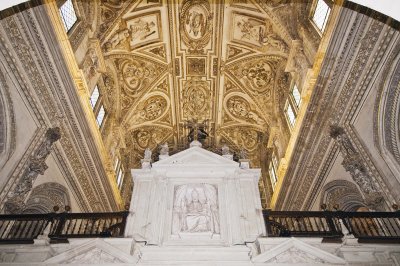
[183,190,210,232]
[172,184,220,235]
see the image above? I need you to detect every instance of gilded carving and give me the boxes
[127,11,162,49]
[222,127,260,152]
[179,0,213,53]
[182,78,210,118]
[131,95,168,123]
[115,57,167,99]
[232,13,287,52]
[187,58,206,75]
[225,95,265,124]
[226,56,282,94]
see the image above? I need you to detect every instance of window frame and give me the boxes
[269,152,279,191]
[310,0,332,34]
[58,0,78,33]
[89,85,107,129]
[114,156,124,190]
[284,99,296,128]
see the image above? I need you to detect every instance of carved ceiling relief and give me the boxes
[225,94,266,125]
[179,0,213,54]
[182,78,211,119]
[127,94,169,126]
[91,1,309,207]
[231,13,288,53]
[98,0,127,39]
[124,126,173,168]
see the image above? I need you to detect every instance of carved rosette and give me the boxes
[182,78,210,119]
[179,0,213,53]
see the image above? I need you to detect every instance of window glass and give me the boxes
[292,84,301,107]
[90,85,100,108]
[312,0,331,32]
[269,162,278,190]
[114,157,120,172]
[117,168,124,188]
[59,0,77,32]
[286,102,296,127]
[96,105,105,127]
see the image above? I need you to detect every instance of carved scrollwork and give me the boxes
[182,78,210,119]
[179,0,213,53]
[225,95,265,124]
[222,126,260,152]
[226,56,282,94]
[116,57,166,99]
[130,95,168,124]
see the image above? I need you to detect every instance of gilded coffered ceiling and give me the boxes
[93,0,318,204]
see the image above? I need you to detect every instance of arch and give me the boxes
[375,53,400,181]
[0,69,16,169]
[24,182,71,214]
[320,180,366,211]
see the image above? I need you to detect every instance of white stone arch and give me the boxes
[24,182,71,214]
[320,180,366,211]
[376,52,400,182]
[0,69,16,169]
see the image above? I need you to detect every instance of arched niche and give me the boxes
[320,180,366,211]
[24,182,71,214]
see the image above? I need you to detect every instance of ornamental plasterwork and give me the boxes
[84,0,316,207]
[179,0,213,54]
[182,78,211,119]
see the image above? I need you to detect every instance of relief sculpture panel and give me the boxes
[225,95,265,125]
[231,13,287,52]
[226,56,283,95]
[179,0,213,53]
[182,78,211,119]
[172,184,220,235]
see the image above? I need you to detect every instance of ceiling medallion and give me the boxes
[182,78,210,119]
[179,0,213,54]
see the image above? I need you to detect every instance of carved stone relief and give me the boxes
[172,184,219,235]
[225,95,265,125]
[4,128,61,214]
[24,182,71,214]
[130,95,168,124]
[226,56,282,95]
[182,78,211,119]
[330,126,384,209]
[320,180,366,211]
[179,0,213,53]
[231,13,287,52]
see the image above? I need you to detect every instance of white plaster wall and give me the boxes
[0,63,38,192]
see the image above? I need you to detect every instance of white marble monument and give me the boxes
[124,142,265,256]
[0,144,399,265]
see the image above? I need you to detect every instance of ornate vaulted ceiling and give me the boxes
[94,0,319,206]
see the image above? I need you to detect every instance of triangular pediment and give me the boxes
[153,146,238,168]
[252,238,346,264]
[44,239,136,264]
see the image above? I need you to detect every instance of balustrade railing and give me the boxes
[0,211,128,244]
[0,210,398,244]
[263,210,400,243]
